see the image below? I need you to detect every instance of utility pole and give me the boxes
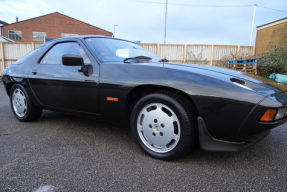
[249,4,257,46]
[164,0,168,44]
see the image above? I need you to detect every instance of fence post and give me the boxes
[209,44,214,66]
[1,42,5,73]
[183,44,187,64]
[237,45,241,56]
[157,44,160,56]
[32,42,35,50]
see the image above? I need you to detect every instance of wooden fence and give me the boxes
[142,44,255,65]
[0,42,42,76]
[0,42,255,76]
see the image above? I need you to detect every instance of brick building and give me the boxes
[1,12,113,42]
[255,17,287,56]
[0,20,9,36]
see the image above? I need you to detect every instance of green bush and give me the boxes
[258,42,287,77]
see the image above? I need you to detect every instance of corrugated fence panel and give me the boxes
[5,61,15,68]
[0,44,2,60]
[142,44,157,55]
[239,46,253,56]
[0,61,3,76]
[213,45,238,60]
[159,44,185,63]
[4,43,33,60]
[35,43,43,48]
[0,45,2,76]
[186,45,211,61]
[142,44,254,64]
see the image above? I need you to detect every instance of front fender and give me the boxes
[100,62,266,142]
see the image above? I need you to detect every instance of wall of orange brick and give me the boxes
[255,22,287,56]
[1,12,113,42]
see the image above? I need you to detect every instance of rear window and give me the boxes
[13,46,42,64]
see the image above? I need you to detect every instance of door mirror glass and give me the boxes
[62,54,83,66]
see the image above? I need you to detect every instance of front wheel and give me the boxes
[10,84,42,122]
[130,92,197,160]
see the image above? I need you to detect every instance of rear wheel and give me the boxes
[130,92,197,160]
[10,84,42,122]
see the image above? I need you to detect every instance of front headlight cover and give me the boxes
[275,108,287,120]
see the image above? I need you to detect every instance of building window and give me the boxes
[8,30,22,41]
[61,33,78,37]
[33,32,46,42]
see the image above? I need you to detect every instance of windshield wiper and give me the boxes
[158,58,169,62]
[123,56,152,63]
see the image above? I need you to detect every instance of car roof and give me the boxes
[52,35,137,45]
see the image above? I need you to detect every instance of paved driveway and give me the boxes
[1,82,287,192]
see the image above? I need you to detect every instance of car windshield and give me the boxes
[85,38,161,62]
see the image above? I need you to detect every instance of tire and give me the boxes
[130,92,197,160]
[10,84,42,122]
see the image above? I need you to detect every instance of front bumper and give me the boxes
[198,117,272,152]
[235,93,287,142]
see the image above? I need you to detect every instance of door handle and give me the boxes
[32,66,37,75]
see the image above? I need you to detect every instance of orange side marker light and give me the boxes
[107,97,118,102]
[260,109,277,122]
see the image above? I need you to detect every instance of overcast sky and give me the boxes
[0,0,286,45]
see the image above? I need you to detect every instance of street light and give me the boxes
[114,24,118,38]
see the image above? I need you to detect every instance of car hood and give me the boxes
[165,63,287,93]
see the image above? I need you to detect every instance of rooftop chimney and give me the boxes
[16,16,18,23]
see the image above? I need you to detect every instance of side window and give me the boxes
[40,42,91,64]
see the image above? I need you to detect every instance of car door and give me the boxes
[28,40,100,114]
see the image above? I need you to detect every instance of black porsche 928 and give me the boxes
[2,36,287,160]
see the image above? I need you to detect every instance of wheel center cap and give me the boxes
[153,124,160,132]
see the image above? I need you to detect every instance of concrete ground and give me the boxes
[0,82,287,192]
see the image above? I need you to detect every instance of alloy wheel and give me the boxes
[12,88,27,117]
[137,103,181,153]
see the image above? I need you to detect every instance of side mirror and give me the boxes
[62,54,83,66]
[62,54,93,77]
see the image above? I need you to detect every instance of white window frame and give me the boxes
[8,30,22,41]
[61,33,78,38]
[33,32,46,42]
